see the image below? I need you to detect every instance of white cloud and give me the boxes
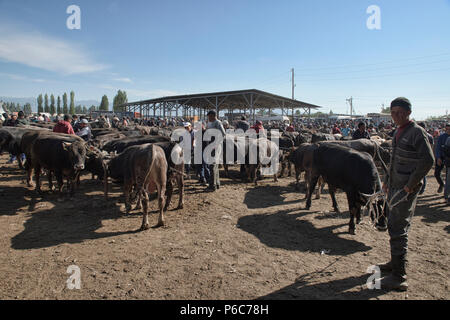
[113,77,132,83]
[0,24,108,75]
[0,72,45,83]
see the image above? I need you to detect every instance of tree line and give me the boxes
[34,90,128,115]
[1,102,33,115]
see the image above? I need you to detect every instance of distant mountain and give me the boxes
[0,97,100,112]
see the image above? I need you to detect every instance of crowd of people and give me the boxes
[1,110,450,204]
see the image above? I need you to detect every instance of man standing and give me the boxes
[378,97,434,291]
[5,114,18,127]
[76,119,92,141]
[53,115,75,135]
[205,110,226,192]
[352,122,371,140]
[235,116,250,132]
[434,123,450,193]
[17,111,29,126]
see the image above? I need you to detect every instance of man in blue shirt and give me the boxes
[435,123,450,194]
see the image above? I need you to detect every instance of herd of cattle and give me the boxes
[0,122,393,234]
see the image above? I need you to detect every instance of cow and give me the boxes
[318,138,390,174]
[106,140,184,212]
[288,143,325,199]
[102,135,171,154]
[311,133,336,143]
[107,143,168,230]
[27,134,88,198]
[0,126,51,169]
[305,143,382,234]
[245,137,279,185]
[91,132,126,149]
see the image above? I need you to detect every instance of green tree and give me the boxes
[24,103,32,115]
[69,91,75,115]
[99,95,109,111]
[82,106,87,114]
[63,92,68,114]
[381,106,390,114]
[50,94,56,115]
[37,94,44,113]
[44,94,49,113]
[57,96,61,114]
[75,105,82,114]
[89,105,97,112]
[113,90,128,112]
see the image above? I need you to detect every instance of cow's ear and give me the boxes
[62,142,72,150]
[89,145,95,151]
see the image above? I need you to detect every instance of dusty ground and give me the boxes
[0,154,448,300]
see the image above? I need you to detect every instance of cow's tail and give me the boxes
[141,144,157,195]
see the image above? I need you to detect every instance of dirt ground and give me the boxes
[0,154,448,300]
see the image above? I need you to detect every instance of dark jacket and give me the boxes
[352,129,370,140]
[236,120,250,132]
[386,121,435,191]
[435,133,450,161]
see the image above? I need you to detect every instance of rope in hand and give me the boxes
[360,188,409,227]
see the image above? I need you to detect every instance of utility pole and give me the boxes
[346,97,353,116]
[291,68,295,120]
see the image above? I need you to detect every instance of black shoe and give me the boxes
[205,186,216,192]
[377,261,393,272]
[216,185,220,190]
[438,185,444,193]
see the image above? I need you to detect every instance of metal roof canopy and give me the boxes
[119,89,322,120]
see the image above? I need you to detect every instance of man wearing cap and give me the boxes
[17,111,29,126]
[377,97,434,291]
[76,119,92,141]
[53,115,75,135]
[434,123,450,194]
[205,110,226,192]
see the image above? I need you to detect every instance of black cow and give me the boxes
[318,139,390,174]
[311,133,336,143]
[305,143,382,234]
[28,135,87,198]
[0,127,50,169]
[102,135,171,154]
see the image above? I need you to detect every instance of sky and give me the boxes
[0,0,449,120]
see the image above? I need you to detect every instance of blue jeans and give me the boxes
[196,163,210,182]
[419,176,427,194]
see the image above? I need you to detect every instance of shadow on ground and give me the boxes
[258,272,386,300]
[237,207,371,256]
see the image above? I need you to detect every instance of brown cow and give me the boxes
[108,143,168,230]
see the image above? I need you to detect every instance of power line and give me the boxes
[292,52,450,72]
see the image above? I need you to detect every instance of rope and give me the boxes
[169,167,188,177]
[360,188,409,227]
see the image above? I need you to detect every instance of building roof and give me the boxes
[119,89,323,111]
